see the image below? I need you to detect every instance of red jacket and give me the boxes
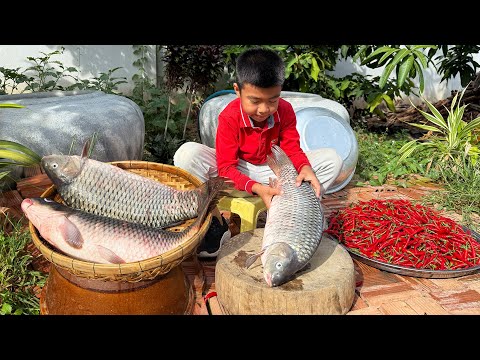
[215,97,311,194]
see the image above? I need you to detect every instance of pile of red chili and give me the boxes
[325,199,480,271]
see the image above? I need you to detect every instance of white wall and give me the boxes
[0,45,157,95]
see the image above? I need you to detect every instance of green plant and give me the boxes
[355,127,435,186]
[0,67,30,95]
[421,156,480,233]
[69,67,127,94]
[0,140,42,183]
[23,46,79,92]
[162,45,226,139]
[397,86,480,171]
[434,45,480,88]
[0,218,46,315]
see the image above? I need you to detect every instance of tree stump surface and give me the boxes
[215,228,356,315]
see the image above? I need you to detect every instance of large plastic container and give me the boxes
[295,107,358,193]
[197,90,357,193]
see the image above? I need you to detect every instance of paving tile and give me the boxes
[430,289,480,312]
[400,276,441,294]
[429,278,469,290]
[347,306,384,315]
[380,300,420,315]
[448,307,480,315]
[16,173,52,199]
[405,295,450,315]
[360,282,418,306]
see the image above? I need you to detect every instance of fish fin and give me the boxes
[81,138,91,159]
[96,245,126,264]
[266,144,293,176]
[245,250,264,269]
[58,216,84,249]
[268,177,279,189]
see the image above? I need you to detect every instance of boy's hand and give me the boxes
[252,183,282,209]
[296,165,323,198]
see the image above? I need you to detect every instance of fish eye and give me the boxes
[44,198,55,202]
[276,262,283,270]
[52,163,58,169]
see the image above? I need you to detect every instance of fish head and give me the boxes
[262,242,300,287]
[21,197,70,248]
[41,155,83,186]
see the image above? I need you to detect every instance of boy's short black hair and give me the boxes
[236,47,285,90]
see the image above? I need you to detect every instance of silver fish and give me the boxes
[21,177,227,264]
[41,141,209,228]
[246,144,324,287]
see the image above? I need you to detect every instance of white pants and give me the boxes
[174,142,343,197]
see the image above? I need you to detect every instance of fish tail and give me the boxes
[191,176,230,231]
[267,144,291,176]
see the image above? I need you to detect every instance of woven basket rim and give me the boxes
[29,160,210,281]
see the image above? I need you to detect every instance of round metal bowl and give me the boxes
[341,226,480,279]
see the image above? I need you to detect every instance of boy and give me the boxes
[174,47,343,259]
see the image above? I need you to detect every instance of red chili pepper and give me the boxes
[326,199,480,271]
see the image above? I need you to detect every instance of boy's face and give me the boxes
[234,83,282,123]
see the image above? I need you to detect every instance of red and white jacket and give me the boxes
[215,97,311,194]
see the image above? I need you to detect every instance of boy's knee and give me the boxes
[173,142,200,168]
[324,148,343,171]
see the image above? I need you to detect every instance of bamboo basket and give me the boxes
[29,160,211,283]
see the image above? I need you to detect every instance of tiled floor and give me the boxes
[3,170,480,315]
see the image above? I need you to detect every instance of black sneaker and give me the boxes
[197,215,231,259]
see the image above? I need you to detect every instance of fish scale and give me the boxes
[259,144,324,287]
[42,154,204,228]
[21,176,227,264]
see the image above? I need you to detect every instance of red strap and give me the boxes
[204,291,217,303]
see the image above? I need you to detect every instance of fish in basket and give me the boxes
[22,176,227,264]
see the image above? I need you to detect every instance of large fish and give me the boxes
[21,177,227,264]
[246,144,324,287]
[41,141,210,228]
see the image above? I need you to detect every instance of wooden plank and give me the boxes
[380,300,419,315]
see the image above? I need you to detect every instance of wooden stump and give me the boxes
[215,228,356,315]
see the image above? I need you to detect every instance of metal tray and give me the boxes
[341,226,480,279]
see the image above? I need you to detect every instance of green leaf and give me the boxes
[413,61,425,93]
[368,94,384,112]
[379,48,409,89]
[415,106,448,131]
[397,55,414,88]
[0,103,24,108]
[412,49,428,68]
[381,94,396,112]
[378,48,397,65]
[362,46,394,64]
[310,57,320,81]
[408,123,443,132]
[0,140,41,162]
[0,150,40,166]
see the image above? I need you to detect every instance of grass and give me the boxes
[354,127,437,187]
[420,160,480,233]
[0,216,46,315]
[354,126,480,233]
